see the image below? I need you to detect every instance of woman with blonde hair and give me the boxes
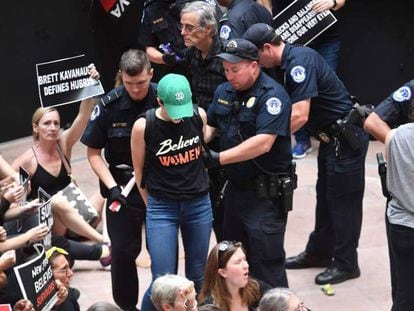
[11,65,110,265]
[199,241,270,311]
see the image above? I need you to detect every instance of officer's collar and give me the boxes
[281,43,294,71]
[120,84,156,110]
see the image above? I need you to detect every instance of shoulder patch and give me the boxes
[290,65,306,83]
[100,88,124,107]
[90,105,100,121]
[392,86,412,102]
[220,25,231,40]
[265,97,282,115]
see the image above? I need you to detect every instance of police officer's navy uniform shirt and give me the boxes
[373,80,414,127]
[219,0,272,41]
[81,84,157,168]
[281,44,352,133]
[139,0,185,53]
[207,71,291,181]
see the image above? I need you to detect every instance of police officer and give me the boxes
[364,80,414,311]
[81,50,157,311]
[204,38,292,287]
[243,23,369,285]
[364,80,414,143]
[217,0,272,41]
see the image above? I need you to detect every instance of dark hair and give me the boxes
[199,241,260,311]
[119,49,151,76]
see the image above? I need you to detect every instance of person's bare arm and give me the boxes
[363,112,391,144]
[291,99,311,133]
[131,118,148,206]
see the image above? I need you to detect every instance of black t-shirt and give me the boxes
[145,110,209,200]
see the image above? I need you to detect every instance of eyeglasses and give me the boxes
[178,24,202,33]
[217,240,241,252]
[54,266,72,276]
[46,246,69,259]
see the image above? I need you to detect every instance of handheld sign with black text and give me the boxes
[272,0,337,45]
[18,166,30,206]
[13,244,58,311]
[36,54,104,108]
[38,188,53,246]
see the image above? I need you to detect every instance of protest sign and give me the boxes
[14,187,52,246]
[36,54,104,108]
[38,188,53,246]
[13,244,58,311]
[18,166,30,206]
[0,305,12,311]
[273,0,337,45]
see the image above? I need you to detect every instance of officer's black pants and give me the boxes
[223,182,288,287]
[305,134,368,272]
[106,192,145,311]
[387,218,414,311]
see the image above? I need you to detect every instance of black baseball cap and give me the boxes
[216,38,259,63]
[242,23,277,48]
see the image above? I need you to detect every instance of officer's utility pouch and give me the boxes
[280,176,294,213]
[254,174,269,199]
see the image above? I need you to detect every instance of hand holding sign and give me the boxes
[12,299,34,311]
[312,0,336,12]
[24,224,49,244]
[0,226,7,242]
[0,250,16,271]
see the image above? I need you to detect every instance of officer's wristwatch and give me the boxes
[332,0,337,9]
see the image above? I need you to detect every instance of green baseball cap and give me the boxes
[157,74,193,119]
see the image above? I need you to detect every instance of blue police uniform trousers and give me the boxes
[223,182,288,287]
[106,190,145,311]
[305,130,369,272]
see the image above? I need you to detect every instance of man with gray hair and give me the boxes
[180,0,228,242]
[259,288,311,311]
[151,275,197,311]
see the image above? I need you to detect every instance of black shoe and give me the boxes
[285,251,332,269]
[315,266,361,285]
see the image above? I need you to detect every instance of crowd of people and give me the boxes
[0,0,412,310]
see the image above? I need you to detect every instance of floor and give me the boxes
[0,136,392,310]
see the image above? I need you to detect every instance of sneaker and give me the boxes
[99,244,112,269]
[292,141,312,159]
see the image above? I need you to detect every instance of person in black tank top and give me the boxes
[131,74,212,311]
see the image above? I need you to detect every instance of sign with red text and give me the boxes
[272,0,337,45]
[36,54,104,108]
[13,244,58,311]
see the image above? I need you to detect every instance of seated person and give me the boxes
[198,241,271,311]
[151,274,197,311]
[258,288,311,311]
[86,302,121,311]
[47,246,78,310]
[11,86,105,242]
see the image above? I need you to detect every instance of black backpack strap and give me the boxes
[192,105,209,152]
[140,108,156,189]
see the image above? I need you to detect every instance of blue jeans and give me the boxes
[295,39,341,144]
[141,194,212,311]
